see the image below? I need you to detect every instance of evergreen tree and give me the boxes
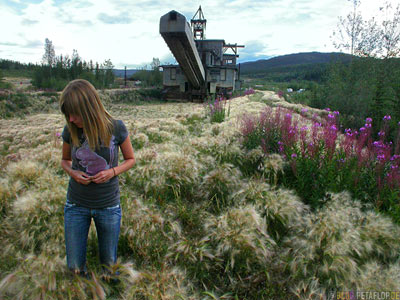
[102,59,115,88]
[42,38,56,67]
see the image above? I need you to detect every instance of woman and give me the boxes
[60,79,135,276]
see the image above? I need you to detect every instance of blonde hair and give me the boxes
[60,79,114,150]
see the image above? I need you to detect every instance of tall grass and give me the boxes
[1,90,400,299]
[281,192,400,297]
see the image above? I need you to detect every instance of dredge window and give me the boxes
[170,68,176,80]
[220,69,226,81]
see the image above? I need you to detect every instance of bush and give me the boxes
[137,88,163,99]
[130,69,162,88]
[131,133,148,150]
[0,92,60,118]
[239,106,400,220]
[0,73,12,89]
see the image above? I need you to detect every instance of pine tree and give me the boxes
[42,38,55,67]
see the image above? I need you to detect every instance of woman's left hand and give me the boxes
[91,168,114,184]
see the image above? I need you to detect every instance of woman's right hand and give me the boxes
[61,143,91,185]
[70,170,92,185]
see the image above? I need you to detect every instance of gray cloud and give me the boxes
[52,0,72,6]
[238,40,271,62]
[63,18,93,26]
[2,0,45,15]
[53,6,93,26]
[0,41,19,46]
[97,12,133,24]
[21,18,39,26]
[111,0,165,10]
[72,0,94,9]
[52,0,93,9]
[159,52,175,65]
[207,0,276,16]
[0,40,41,49]
[278,12,314,25]
[24,40,43,48]
[296,13,313,22]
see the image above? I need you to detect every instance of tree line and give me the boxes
[129,57,163,87]
[287,0,400,140]
[32,38,115,91]
[0,40,165,91]
[0,38,116,91]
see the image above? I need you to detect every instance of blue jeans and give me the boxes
[64,201,121,273]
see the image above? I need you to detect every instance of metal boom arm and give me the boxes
[160,10,205,89]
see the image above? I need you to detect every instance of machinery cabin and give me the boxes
[159,6,244,101]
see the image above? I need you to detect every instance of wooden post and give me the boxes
[124,66,127,87]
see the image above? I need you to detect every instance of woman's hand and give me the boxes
[62,142,92,185]
[70,170,92,185]
[91,168,115,184]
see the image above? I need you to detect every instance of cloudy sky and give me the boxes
[0,0,395,68]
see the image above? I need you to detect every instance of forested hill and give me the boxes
[240,52,353,74]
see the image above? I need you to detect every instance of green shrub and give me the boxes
[131,133,149,150]
[200,163,242,213]
[137,87,163,99]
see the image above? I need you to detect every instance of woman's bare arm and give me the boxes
[91,136,135,184]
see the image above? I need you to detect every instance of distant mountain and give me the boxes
[113,69,139,78]
[240,52,353,74]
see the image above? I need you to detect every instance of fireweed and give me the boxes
[240,107,400,220]
[205,96,230,123]
[243,87,255,96]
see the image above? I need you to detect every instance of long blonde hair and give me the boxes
[60,79,114,150]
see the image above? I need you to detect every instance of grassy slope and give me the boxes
[0,91,399,299]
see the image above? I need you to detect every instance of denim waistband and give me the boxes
[65,199,120,209]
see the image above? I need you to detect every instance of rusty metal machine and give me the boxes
[159,6,244,100]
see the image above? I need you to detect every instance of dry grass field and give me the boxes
[0,91,399,299]
[2,77,33,91]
